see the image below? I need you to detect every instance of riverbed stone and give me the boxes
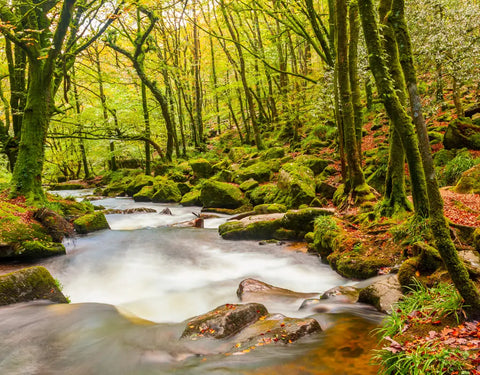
[151,179,182,203]
[237,278,318,303]
[73,212,110,234]
[218,214,284,240]
[0,266,69,306]
[181,303,268,339]
[320,285,360,303]
[358,275,403,314]
[180,190,202,206]
[125,174,154,196]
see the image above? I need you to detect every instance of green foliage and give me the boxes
[389,217,430,245]
[375,282,466,374]
[438,150,476,186]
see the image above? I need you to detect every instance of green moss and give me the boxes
[310,216,343,258]
[133,185,155,202]
[473,228,480,252]
[0,266,68,306]
[332,255,389,280]
[151,179,182,203]
[239,179,259,192]
[412,242,443,273]
[277,163,316,208]
[254,203,287,214]
[200,180,245,209]
[234,160,280,184]
[454,164,480,194]
[282,208,334,232]
[294,155,331,175]
[18,240,66,258]
[74,212,110,234]
[189,158,214,179]
[229,147,248,163]
[50,182,85,190]
[398,257,420,291]
[248,184,280,206]
[260,147,285,160]
[125,174,154,196]
[180,190,202,206]
[218,219,282,240]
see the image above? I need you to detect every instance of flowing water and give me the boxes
[0,192,383,374]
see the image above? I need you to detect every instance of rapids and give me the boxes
[0,192,383,374]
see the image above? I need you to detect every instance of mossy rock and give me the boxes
[125,174,154,196]
[229,147,248,163]
[167,169,189,183]
[200,180,245,209]
[189,158,214,179]
[454,164,480,194]
[212,159,231,173]
[310,216,343,258]
[398,257,421,291]
[151,179,182,203]
[218,219,282,240]
[277,163,316,208]
[74,212,110,234]
[444,117,480,150]
[260,147,285,160]
[234,162,273,184]
[254,203,287,214]
[273,228,300,240]
[180,190,202,206]
[412,242,443,273]
[55,198,94,217]
[331,255,389,280]
[133,185,155,202]
[177,183,191,196]
[248,184,281,206]
[239,179,259,192]
[315,181,337,200]
[0,266,69,306]
[281,208,335,233]
[295,155,331,175]
[18,240,66,259]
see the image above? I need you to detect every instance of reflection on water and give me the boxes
[0,194,384,374]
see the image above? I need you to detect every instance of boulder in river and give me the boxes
[181,303,321,353]
[358,274,403,314]
[0,266,69,306]
[74,212,110,234]
[200,180,246,209]
[237,278,318,303]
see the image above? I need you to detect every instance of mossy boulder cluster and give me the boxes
[99,148,333,211]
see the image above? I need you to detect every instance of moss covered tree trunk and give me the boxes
[336,0,372,204]
[391,0,480,316]
[358,0,428,217]
[10,63,50,203]
[348,1,363,162]
[378,0,411,215]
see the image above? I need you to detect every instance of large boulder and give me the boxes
[189,158,214,179]
[358,275,403,314]
[180,190,202,206]
[73,212,110,234]
[281,208,335,233]
[234,161,275,184]
[277,163,316,208]
[125,174,154,196]
[218,214,284,240]
[151,179,182,203]
[443,118,480,150]
[181,303,268,339]
[248,184,280,205]
[295,155,331,175]
[133,185,155,202]
[0,266,69,306]
[200,180,245,209]
[455,164,480,194]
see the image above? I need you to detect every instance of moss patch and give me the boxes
[74,212,110,234]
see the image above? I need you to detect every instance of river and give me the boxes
[0,192,383,374]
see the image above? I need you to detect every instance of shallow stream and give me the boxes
[0,192,383,374]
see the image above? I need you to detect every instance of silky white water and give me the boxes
[0,194,382,375]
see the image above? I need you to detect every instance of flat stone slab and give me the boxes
[237,278,318,303]
[358,274,403,314]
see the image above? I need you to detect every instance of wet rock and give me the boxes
[459,250,480,277]
[180,190,201,206]
[231,313,321,350]
[0,266,69,306]
[181,303,268,339]
[320,285,360,303]
[103,208,157,214]
[237,278,318,303]
[159,208,173,215]
[358,275,403,314]
[74,212,110,234]
[18,240,66,259]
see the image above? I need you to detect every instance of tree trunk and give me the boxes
[10,64,50,203]
[358,0,429,217]
[141,82,151,175]
[336,0,371,204]
[391,0,480,317]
